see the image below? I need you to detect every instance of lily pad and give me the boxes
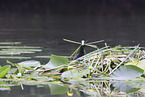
[0,42,21,45]
[44,54,69,69]
[125,59,138,65]
[61,69,90,79]
[0,49,42,55]
[111,65,144,80]
[18,60,41,69]
[0,56,31,59]
[135,59,145,73]
[125,59,145,73]
[0,65,11,78]
[0,46,41,49]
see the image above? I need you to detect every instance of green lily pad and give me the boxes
[125,59,138,65]
[111,65,144,80]
[135,59,145,73]
[0,46,41,49]
[125,59,145,73]
[0,56,31,59]
[0,42,21,45]
[18,60,41,69]
[61,69,90,79]
[0,65,11,78]
[0,49,42,55]
[44,54,69,69]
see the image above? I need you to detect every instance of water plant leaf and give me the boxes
[0,49,42,55]
[135,59,145,73]
[49,83,68,95]
[18,60,41,69]
[61,69,90,79]
[7,68,17,74]
[0,56,31,59]
[0,46,41,49]
[111,65,144,80]
[44,54,69,69]
[125,59,138,65]
[0,65,11,78]
[0,42,21,45]
[125,59,145,73]
[7,60,25,75]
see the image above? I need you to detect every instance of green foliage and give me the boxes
[125,59,145,74]
[2,43,145,96]
[44,54,69,69]
[0,65,11,78]
[133,59,145,73]
[7,60,25,76]
[111,65,144,80]
[18,60,41,69]
[61,69,90,80]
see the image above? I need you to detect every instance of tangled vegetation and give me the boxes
[1,40,145,96]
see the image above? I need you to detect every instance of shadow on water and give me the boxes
[1,0,145,97]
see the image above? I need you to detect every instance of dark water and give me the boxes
[1,0,145,97]
[1,85,79,97]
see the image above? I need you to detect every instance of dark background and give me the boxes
[0,0,145,46]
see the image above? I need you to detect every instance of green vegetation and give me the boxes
[1,41,145,96]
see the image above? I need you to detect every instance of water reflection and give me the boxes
[1,80,145,97]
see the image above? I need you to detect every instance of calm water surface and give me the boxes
[1,1,145,97]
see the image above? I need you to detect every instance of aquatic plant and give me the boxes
[1,40,145,96]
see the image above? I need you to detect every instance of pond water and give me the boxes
[1,0,145,97]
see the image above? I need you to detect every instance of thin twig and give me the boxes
[109,44,140,74]
[94,53,102,68]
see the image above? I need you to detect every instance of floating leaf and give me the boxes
[125,59,145,73]
[135,59,145,73]
[0,49,42,55]
[0,42,21,45]
[0,46,41,49]
[125,59,138,65]
[111,65,144,80]
[61,69,90,79]
[18,60,41,69]
[44,54,69,69]
[0,56,31,59]
[0,65,11,78]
